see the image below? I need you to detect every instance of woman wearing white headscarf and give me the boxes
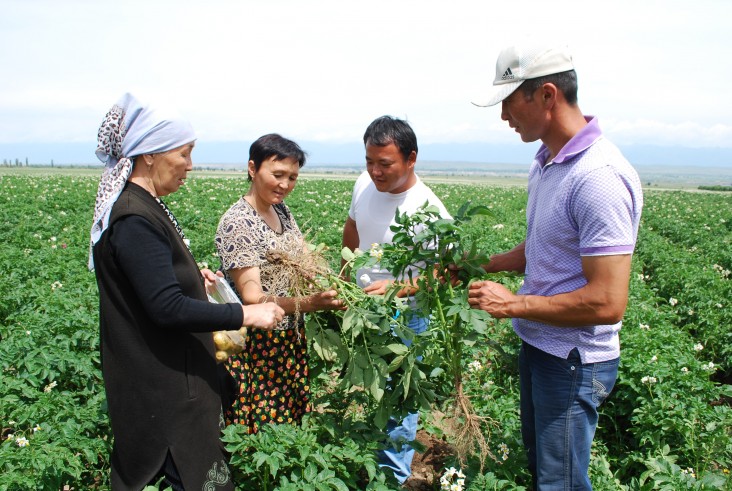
[90,93,284,490]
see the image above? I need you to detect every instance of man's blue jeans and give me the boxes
[519,341,618,490]
[377,315,428,484]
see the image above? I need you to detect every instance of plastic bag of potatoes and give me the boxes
[212,329,247,362]
[207,275,247,363]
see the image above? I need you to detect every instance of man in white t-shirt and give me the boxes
[342,115,450,485]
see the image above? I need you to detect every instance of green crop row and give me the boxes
[0,174,729,490]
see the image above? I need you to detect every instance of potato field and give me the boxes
[0,170,730,490]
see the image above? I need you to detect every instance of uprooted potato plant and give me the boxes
[286,202,509,469]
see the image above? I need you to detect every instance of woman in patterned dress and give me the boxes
[215,134,343,433]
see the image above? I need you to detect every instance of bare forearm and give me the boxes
[507,287,628,327]
[484,241,526,274]
[341,217,359,270]
[258,294,315,315]
[469,254,631,327]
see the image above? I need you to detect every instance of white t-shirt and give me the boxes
[348,171,451,288]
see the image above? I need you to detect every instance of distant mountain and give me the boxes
[1,140,730,169]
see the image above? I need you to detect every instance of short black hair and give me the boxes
[248,134,307,181]
[519,69,578,105]
[363,116,418,161]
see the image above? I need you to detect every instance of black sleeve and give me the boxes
[109,215,243,332]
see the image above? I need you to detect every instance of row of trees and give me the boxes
[3,157,35,167]
[0,158,53,166]
[698,184,732,191]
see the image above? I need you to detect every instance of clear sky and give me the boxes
[2,0,731,164]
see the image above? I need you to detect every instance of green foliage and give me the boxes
[374,201,498,387]
[631,445,730,490]
[222,414,393,491]
[307,202,500,433]
[306,271,433,430]
[0,174,730,489]
[697,185,732,192]
[590,190,732,486]
[0,175,111,490]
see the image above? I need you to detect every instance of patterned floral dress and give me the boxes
[215,198,310,433]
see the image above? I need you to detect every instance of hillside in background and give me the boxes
[2,141,731,188]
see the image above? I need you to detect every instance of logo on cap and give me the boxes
[501,67,514,80]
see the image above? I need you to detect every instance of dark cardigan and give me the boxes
[93,182,241,490]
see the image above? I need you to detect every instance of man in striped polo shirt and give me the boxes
[467,44,643,489]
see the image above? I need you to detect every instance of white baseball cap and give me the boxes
[472,44,575,107]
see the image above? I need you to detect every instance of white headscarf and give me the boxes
[88,93,196,270]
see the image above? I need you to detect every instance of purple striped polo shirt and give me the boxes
[514,116,644,363]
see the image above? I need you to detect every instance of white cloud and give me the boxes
[1,0,731,151]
